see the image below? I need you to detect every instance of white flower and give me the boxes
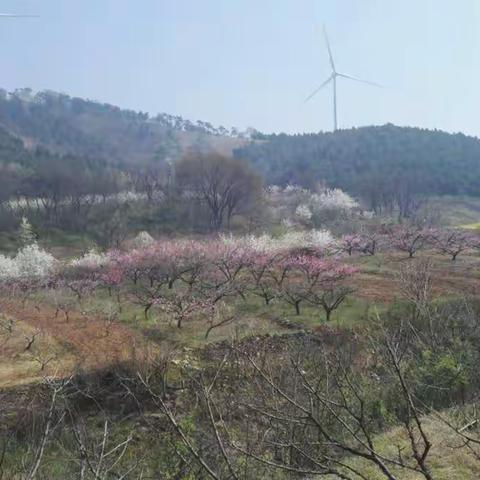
[295,204,313,220]
[308,229,336,248]
[70,249,109,269]
[116,191,145,203]
[284,184,305,194]
[132,231,155,248]
[266,185,281,195]
[311,189,359,211]
[0,255,20,281]
[15,244,56,278]
[221,229,335,253]
[276,230,334,250]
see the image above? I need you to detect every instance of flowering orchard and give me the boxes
[266,184,363,229]
[0,226,477,337]
[0,237,358,333]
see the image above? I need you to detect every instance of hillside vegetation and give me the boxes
[0,88,246,166]
[237,125,480,215]
[2,90,480,223]
[1,89,480,479]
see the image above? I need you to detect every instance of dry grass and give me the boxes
[0,248,478,388]
[0,297,157,387]
[349,250,480,303]
[0,316,75,387]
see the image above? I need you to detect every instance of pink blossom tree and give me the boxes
[359,231,385,256]
[156,290,210,329]
[245,252,280,305]
[338,234,364,256]
[431,228,475,261]
[302,262,357,321]
[389,226,432,258]
[278,254,356,319]
[198,243,250,304]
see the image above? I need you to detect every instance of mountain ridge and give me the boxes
[0,88,250,166]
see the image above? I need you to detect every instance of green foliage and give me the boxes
[414,349,468,408]
[236,124,480,209]
[0,89,238,168]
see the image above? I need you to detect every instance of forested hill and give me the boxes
[235,125,480,207]
[3,88,480,209]
[0,88,247,166]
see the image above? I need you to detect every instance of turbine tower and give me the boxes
[305,26,380,131]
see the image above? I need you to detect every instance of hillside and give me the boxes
[2,90,480,222]
[236,125,480,212]
[1,92,480,478]
[0,88,247,166]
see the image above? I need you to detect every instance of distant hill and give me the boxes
[0,88,248,167]
[2,88,480,215]
[235,125,480,212]
[0,126,30,166]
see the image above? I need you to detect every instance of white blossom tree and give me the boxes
[15,244,57,279]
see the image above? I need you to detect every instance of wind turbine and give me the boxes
[305,26,380,131]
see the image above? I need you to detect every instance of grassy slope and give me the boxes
[3,248,478,388]
[1,248,479,477]
[328,414,480,480]
[424,196,480,227]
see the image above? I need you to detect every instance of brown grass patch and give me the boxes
[0,298,156,387]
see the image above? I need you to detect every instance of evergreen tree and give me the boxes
[19,216,36,246]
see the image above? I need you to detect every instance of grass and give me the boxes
[328,413,480,479]
[34,285,378,354]
[0,314,76,388]
[423,195,480,227]
[38,229,96,258]
[3,404,479,479]
[460,222,480,231]
[0,245,475,391]
[1,246,479,477]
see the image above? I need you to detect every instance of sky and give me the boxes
[1,0,480,135]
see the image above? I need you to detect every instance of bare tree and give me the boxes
[136,326,438,480]
[176,154,262,231]
[432,228,475,261]
[396,257,434,316]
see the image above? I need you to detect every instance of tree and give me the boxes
[294,256,356,321]
[338,233,364,256]
[275,254,356,318]
[396,258,433,318]
[359,230,385,256]
[19,216,36,246]
[0,244,56,281]
[176,154,262,231]
[146,324,439,480]
[235,124,480,207]
[389,226,431,258]
[432,228,475,261]
[245,252,279,305]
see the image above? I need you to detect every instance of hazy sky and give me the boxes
[1,0,480,135]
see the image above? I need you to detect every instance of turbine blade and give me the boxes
[323,25,336,71]
[304,75,333,103]
[0,13,39,17]
[337,73,381,87]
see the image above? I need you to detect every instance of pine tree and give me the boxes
[19,216,36,246]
